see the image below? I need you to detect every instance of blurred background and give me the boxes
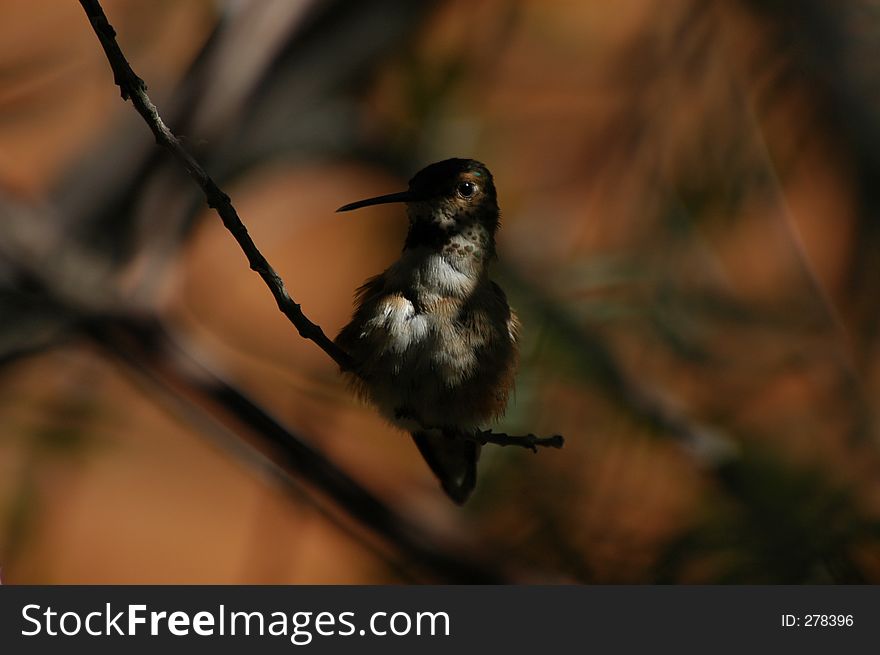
[2,0,880,583]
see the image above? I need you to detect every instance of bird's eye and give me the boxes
[457,181,477,198]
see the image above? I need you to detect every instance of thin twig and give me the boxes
[78,0,354,372]
[472,430,565,453]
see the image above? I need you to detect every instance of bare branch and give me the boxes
[78,0,355,372]
[471,430,564,452]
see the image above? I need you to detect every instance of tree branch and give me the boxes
[472,430,564,452]
[78,0,355,372]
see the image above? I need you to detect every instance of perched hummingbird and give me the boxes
[335,158,519,504]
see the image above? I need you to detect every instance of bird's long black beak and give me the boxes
[336,190,413,212]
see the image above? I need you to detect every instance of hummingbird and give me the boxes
[335,158,519,504]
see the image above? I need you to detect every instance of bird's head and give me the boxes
[337,158,499,252]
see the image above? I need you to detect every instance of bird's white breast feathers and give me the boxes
[360,295,429,355]
[338,240,514,431]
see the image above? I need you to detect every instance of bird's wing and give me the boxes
[491,281,520,344]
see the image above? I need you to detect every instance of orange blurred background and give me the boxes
[2,0,880,583]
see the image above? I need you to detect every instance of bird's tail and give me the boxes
[410,430,480,504]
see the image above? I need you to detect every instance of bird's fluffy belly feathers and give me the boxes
[336,251,517,432]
